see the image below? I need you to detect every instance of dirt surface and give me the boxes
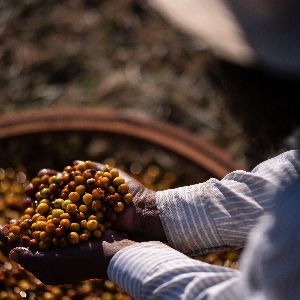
[0,0,249,165]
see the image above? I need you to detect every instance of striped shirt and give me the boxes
[108,150,300,299]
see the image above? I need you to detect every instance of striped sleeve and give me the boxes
[156,150,300,255]
[108,241,241,300]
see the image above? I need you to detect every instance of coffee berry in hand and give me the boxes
[7,161,133,250]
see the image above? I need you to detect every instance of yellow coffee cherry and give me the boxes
[68,232,80,245]
[83,193,93,205]
[113,177,125,186]
[36,203,50,215]
[87,220,98,231]
[60,219,71,229]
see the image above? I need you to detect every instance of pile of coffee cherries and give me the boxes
[0,163,241,300]
[7,161,133,251]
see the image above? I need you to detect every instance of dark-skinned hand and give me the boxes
[24,161,167,242]
[1,229,136,285]
[0,161,166,285]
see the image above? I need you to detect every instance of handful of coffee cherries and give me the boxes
[7,161,133,251]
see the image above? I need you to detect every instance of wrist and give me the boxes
[103,239,138,260]
[134,190,166,241]
[102,238,138,276]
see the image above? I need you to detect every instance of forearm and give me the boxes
[156,150,300,255]
[108,242,241,300]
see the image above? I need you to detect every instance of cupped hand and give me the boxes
[8,230,136,285]
[103,165,167,242]
[25,162,166,242]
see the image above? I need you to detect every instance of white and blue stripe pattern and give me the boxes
[108,150,300,299]
[156,150,300,255]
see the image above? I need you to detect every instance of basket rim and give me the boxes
[0,108,245,178]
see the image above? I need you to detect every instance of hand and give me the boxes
[107,167,167,242]
[7,230,136,285]
[0,224,12,255]
[25,162,167,242]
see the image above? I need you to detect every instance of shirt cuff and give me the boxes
[156,183,226,256]
[108,241,190,299]
[108,241,239,300]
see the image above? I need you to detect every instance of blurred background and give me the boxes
[0,0,246,165]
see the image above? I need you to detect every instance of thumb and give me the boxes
[9,247,40,270]
[0,225,14,255]
[9,247,56,285]
[0,225,9,245]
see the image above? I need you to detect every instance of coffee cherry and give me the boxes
[36,221,46,231]
[60,212,71,220]
[83,193,93,205]
[92,188,104,200]
[106,186,115,195]
[8,232,19,242]
[110,168,119,178]
[32,177,41,188]
[79,205,88,213]
[76,185,86,196]
[29,239,37,250]
[24,207,35,216]
[52,217,60,226]
[118,184,129,194]
[80,233,89,242]
[123,193,133,204]
[91,200,101,211]
[60,219,70,229]
[114,202,125,213]
[10,225,21,235]
[87,220,98,231]
[66,203,77,214]
[62,199,72,210]
[55,228,63,237]
[40,188,50,199]
[36,203,50,215]
[69,192,80,203]
[52,209,64,218]
[82,170,92,180]
[68,181,76,191]
[46,222,56,234]
[93,230,102,239]
[113,177,125,186]
[41,175,50,184]
[103,172,112,180]
[53,199,64,209]
[68,232,79,245]
[70,223,80,232]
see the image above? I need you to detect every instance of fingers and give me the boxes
[24,183,35,197]
[9,248,58,285]
[73,160,84,166]
[102,230,125,242]
[0,225,11,254]
[9,247,32,264]
[9,243,104,285]
[23,196,33,208]
[9,247,41,270]
[0,225,9,240]
[0,224,22,254]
